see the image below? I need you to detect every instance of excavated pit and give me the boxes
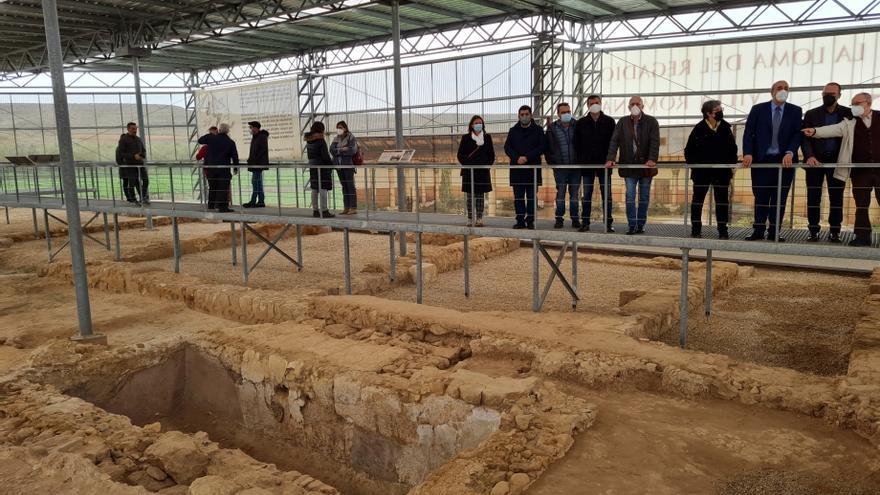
[65,343,502,495]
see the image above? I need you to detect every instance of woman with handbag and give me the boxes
[457,115,495,227]
[330,121,361,215]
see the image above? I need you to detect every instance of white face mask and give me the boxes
[336,128,345,136]
[589,104,601,114]
[851,104,866,118]
[775,90,789,103]
[630,105,642,116]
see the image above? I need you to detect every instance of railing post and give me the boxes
[463,234,470,298]
[532,239,539,312]
[775,166,783,242]
[343,227,352,295]
[679,247,690,348]
[415,231,423,304]
[705,249,713,317]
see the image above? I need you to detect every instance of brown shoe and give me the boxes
[347,208,357,215]
[475,219,484,227]
[341,208,350,215]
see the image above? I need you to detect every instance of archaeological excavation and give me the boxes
[1,210,879,495]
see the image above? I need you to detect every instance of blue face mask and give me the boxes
[561,113,573,123]
[473,123,483,133]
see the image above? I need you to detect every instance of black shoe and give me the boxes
[691,226,702,238]
[126,200,141,207]
[626,228,636,235]
[312,210,320,217]
[578,224,590,233]
[320,211,335,218]
[606,225,615,233]
[829,233,842,243]
[849,238,871,247]
[527,223,535,230]
[636,227,645,234]
[553,218,564,229]
[242,201,256,208]
[807,232,820,242]
[745,232,764,241]
[513,223,526,230]
[718,229,729,240]
[571,219,582,229]
[217,207,234,213]
[141,199,151,206]
[767,235,785,242]
[254,202,266,208]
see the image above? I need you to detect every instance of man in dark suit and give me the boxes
[802,82,852,243]
[742,80,803,241]
[198,123,239,213]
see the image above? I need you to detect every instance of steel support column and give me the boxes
[392,0,407,256]
[531,18,564,123]
[41,0,98,342]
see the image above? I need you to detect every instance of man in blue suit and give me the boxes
[742,80,803,242]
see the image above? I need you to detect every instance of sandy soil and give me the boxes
[134,231,447,293]
[380,247,681,313]
[0,273,230,374]
[0,220,232,271]
[670,268,867,376]
[529,384,880,495]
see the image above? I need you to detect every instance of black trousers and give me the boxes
[207,177,231,209]
[851,167,880,242]
[466,192,485,219]
[121,167,149,202]
[336,168,357,209]
[581,168,613,226]
[751,156,795,235]
[691,177,730,228]
[805,165,845,234]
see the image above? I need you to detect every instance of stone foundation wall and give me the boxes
[618,259,746,340]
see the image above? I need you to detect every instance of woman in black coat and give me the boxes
[684,99,739,238]
[305,121,335,218]
[457,115,495,226]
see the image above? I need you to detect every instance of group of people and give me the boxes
[116,80,878,246]
[459,96,662,233]
[455,81,878,245]
[190,120,360,215]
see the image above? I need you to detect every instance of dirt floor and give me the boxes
[671,268,867,376]
[529,385,880,495]
[1,208,879,495]
[380,247,681,313]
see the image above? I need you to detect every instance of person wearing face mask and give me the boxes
[504,105,546,229]
[803,93,879,247]
[605,96,660,235]
[684,100,738,239]
[801,82,852,242]
[457,115,495,227]
[742,80,803,242]
[545,102,581,229]
[574,95,616,232]
[329,121,359,215]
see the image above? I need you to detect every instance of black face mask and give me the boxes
[822,94,837,107]
[714,111,724,121]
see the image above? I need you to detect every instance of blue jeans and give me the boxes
[250,170,264,203]
[512,184,536,225]
[624,177,652,229]
[582,169,613,226]
[553,169,580,220]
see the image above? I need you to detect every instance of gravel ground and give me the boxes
[135,231,446,294]
[669,268,867,376]
[716,469,878,495]
[380,246,682,313]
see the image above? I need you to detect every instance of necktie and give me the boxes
[770,106,782,154]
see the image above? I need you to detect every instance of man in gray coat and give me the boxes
[605,96,660,234]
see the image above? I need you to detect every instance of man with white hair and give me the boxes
[804,92,879,247]
[197,123,239,213]
[742,80,803,242]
